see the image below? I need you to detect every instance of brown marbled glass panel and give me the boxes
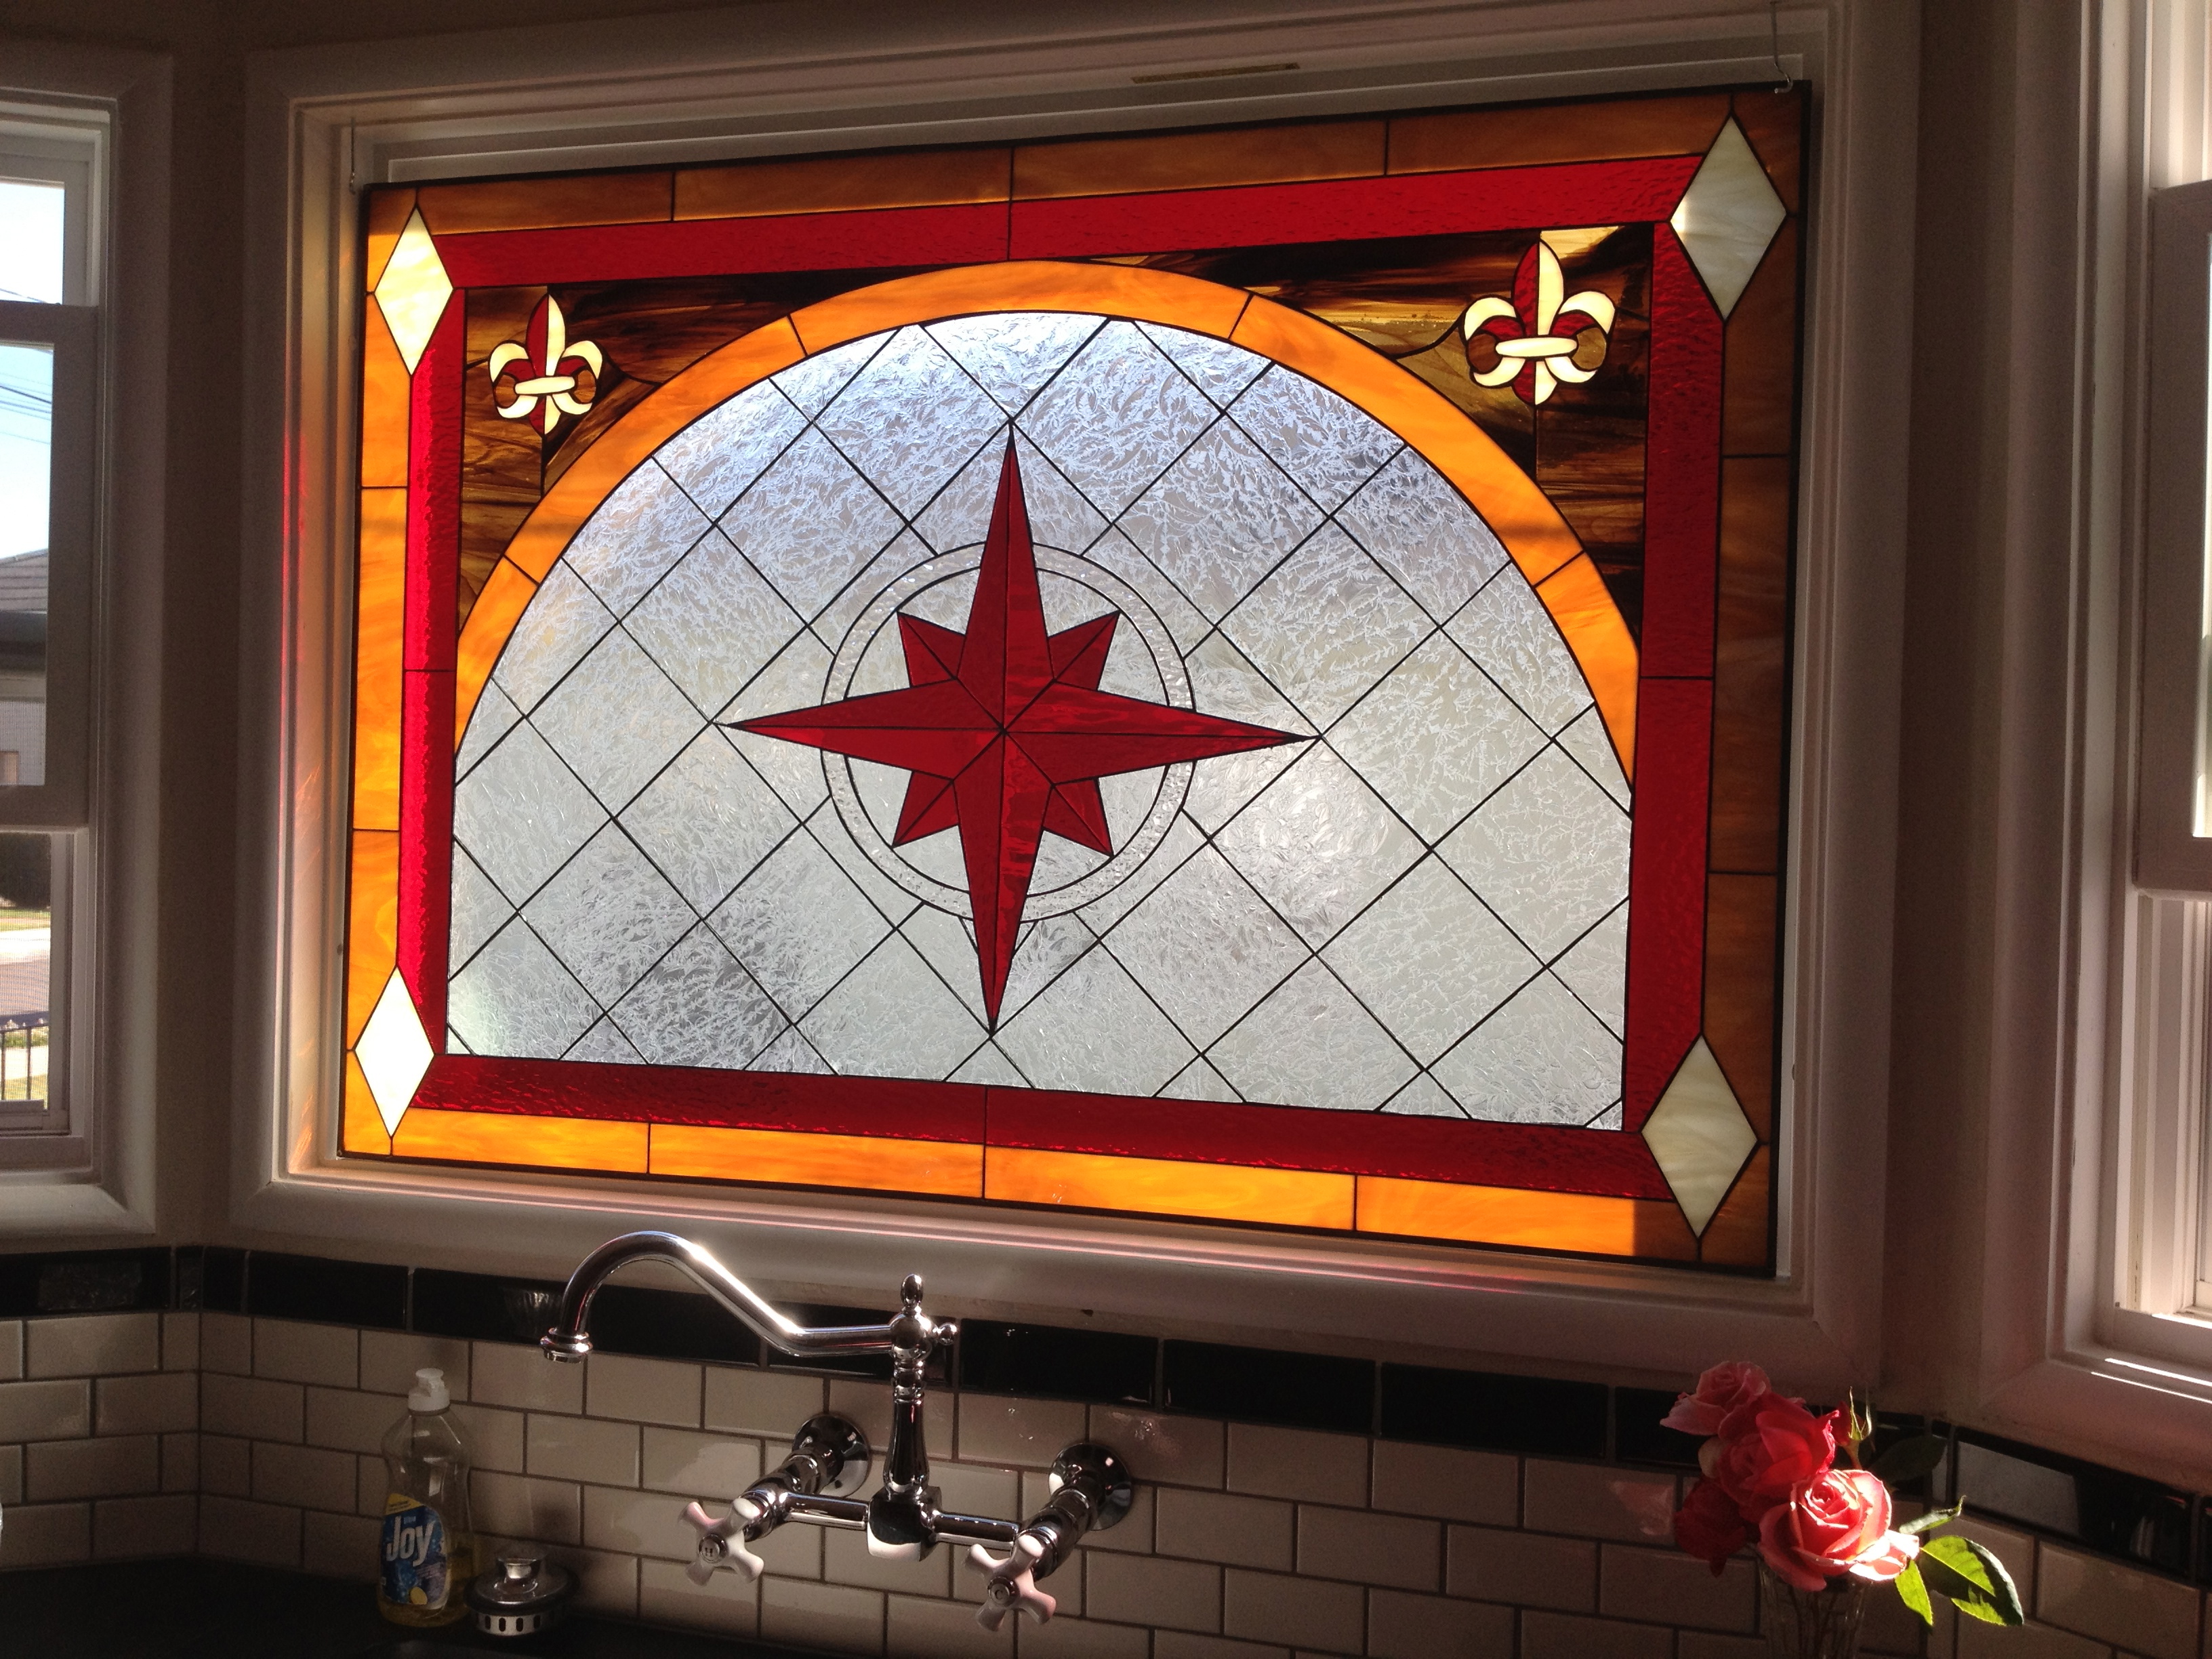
[364,186,417,291]
[675,148,1011,220]
[1723,220,1799,457]
[415,171,673,236]
[1704,873,1778,1140]
[1386,92,1728,176]
[1711,456,1790,873]
[1013,119,1385,199]
[1697,1145,1771,1269]
[1534,226,1651,635]
[1730,87,1803,213]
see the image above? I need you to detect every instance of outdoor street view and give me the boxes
[0,175,58,1109]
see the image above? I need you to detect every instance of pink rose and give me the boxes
[1757,1469,1921,1592]
[1672,1477,1752,1575]
[1662,1361,1773,1437]
[1711,1397,1839,1517]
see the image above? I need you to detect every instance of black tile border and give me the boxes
[2,1245,2207,1592]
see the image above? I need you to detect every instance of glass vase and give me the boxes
[1759,1563,1868,1659]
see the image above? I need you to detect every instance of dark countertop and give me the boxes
[0,1560,808,1659]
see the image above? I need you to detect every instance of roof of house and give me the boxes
[0,552,48,615]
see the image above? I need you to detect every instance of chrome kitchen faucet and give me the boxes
[542,1231,1132,1631]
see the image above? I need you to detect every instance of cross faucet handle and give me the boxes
[682,1495,766,1586]
[968,1534,1055,1631]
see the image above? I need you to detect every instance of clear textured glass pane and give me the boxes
[0,182,65,305]
[447,306,1631,1122]
[0,340,51,784]
[0,834,51,1106]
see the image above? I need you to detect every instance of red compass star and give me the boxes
[737,441,1302,1025]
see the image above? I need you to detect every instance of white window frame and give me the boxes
[0,43,169,1237]
[237,0,1917,1382]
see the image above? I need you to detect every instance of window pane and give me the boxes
[0,342,47,785]
[0,180,65,305]
[0,833,51,1115]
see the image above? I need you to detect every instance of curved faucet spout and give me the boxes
[539,1231,908,1362]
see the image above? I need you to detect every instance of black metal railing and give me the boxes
[0,1010,49,1105]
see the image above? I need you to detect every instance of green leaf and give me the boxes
[1891,1559,1933,1624]
[1871,1435,1948,1485]
[1898,1500,1963,1536]
[1919,1536,2024,1626]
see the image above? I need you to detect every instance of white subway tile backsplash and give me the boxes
[251,1319,359,1388]
[1367,1589,1515,1659]
[475,1340,584,1414]
[1226,1425,1366,1507]
[582,1481,695,1561]
[754,1513,824,1580]
[162,1313,199,1374]
[361,1330,470,1399]
[762,1576,885,1655]
[1086,1551,1221,1633]
[0,1500,91,1568]
[198,1494,303,1568]
[302,1508,381,1582]
[1018,1616,1152,1659]
[568,1545,641,1617]
[200,1434,251,1497]
[305,1385,405,1454]
[1521,1607,1673,1659]
[472,1469,581,1545]
[959,1393,1088,1469]
[1154,1488,1295,1572]
[1220,1567,1365,1652]
[640,1555,759,1636]
[825,1517,954,1596]
[886,1589,1015,1658]
[93,1492,198,1559]
[24,1433,160,1500]
[9,1303,2206,1659]
[200,1313,251,1376]
[95,1370,198,1436]
[161,1432,198,1494]
[1091,1408,1224,1491]
[453,1401,527,1474]
[2036,1542,2197,1659]
[252,1440,358,1513]
[1597,1543,1756,1634]
[1446,1522,1596,1612]
[586,1353,702,1428]
[26,1312,161,1379]
[1521,1460,1676,1544]
[641,1425,762,1496]
[935,1460,1021,1528]
[1153,1633,1289,1659]
[527,1411,639,1486]
[1296,1502,1439,1591]
[703,1365,825,1437]
[1372,1439,1518,1526]
[0,1376,89,1441]
[201,1373,304,1443]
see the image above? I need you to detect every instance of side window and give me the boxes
[0,119,102,1147]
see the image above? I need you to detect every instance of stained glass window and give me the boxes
[342,88,1804,1268]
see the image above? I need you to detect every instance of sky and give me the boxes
[0,178,63,562]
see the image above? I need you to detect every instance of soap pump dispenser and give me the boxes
[377,1367,477,1626]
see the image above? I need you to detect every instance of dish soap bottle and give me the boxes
[377,1367,476,1626]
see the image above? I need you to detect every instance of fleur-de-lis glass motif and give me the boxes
[1462,241,1616,407]
[487,295,604,434]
